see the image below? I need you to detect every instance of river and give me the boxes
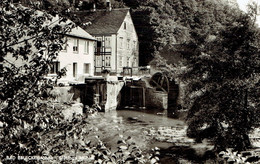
[86,109,215,163]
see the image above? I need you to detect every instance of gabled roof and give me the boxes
[76,8,130,35]
[68,27,96,41]
[50,15,96,41]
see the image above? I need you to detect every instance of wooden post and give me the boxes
[142,87,146,108]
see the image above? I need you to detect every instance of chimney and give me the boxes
[93,3,96,11]
[106,0,112,11]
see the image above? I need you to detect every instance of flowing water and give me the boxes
[87,109,185,147]
[85,109,215,163]
[79,108,260,163]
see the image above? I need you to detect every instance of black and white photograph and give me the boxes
[1,0,260,163]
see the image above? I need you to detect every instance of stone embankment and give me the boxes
[147,126,194,146]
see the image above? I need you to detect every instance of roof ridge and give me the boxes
[76,8,130,13]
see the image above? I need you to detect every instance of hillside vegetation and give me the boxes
[14,0,243,65]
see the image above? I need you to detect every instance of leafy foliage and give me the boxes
[0,0,74,161]
[218,148,250,163]
[125,0,190,65]
[38,111,159,163]
[177,4,260,151]
[144,0,260,152]
[14,0,125,12]
[123,0,242,65]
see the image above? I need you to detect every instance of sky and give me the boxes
[237,0,259,12]
[236,0,260,25]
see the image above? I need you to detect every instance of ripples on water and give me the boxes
[86,109,187,150]
[85,109,217,163]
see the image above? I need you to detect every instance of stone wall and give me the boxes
[49,80,125,115]
[146,88,168,110]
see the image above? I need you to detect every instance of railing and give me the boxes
[94,66,151,77]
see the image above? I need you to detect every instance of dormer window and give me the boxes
[73,39,79,53]
[106,0,112,11]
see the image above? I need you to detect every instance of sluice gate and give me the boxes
[121,72,179,115]
[72,72,179,115]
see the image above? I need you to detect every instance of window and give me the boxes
[133,58,137,67]
[96,37,102,47]
[127,39,130,49]
[130,24,133,32]
[96,56,102,67]
[50,62,60,74]
[97,41,102,48]
[73,63,77,78]
[133,41,136,50]
[119,56,123,67]
[105,56,111,67]
[105,37,111,47]
[119,37,123,49]
[127,57,130,67]
[95,37,102,55]
[124,22,126,30]
[96,41,102,55]
[84,63,90,74]
[73,39,79,53]
[84,41,89,54]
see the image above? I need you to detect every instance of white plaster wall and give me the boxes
[4,36,95,83]
[110,34,117,72]
[93,11,139,74]
[57,36,95,82]
[116,11,139,73]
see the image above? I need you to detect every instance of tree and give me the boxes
[123,0,192,66]
[179,5,260,151]
[0,0,74,160]
[124,0,237,66]
[144,0,260,152]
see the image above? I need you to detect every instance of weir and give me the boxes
[70,76,125,112]
[81,73,179,115]
[53,72,180,115]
